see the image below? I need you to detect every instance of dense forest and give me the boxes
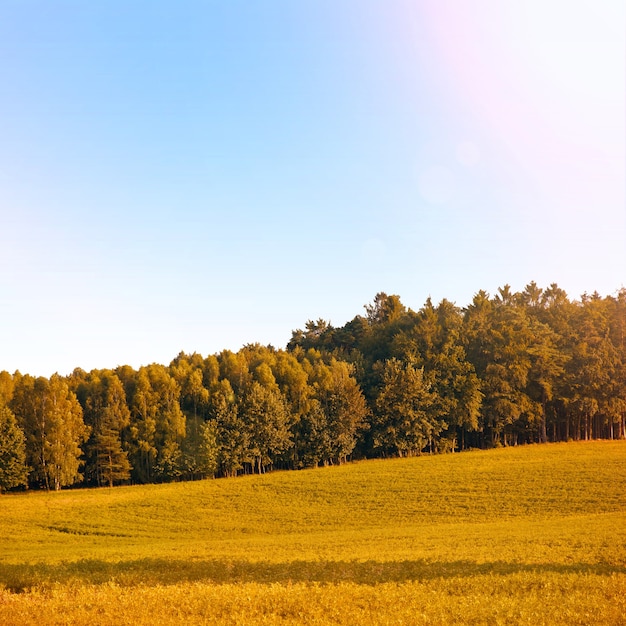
[0,283,625,492]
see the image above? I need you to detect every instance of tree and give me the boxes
[170,353,210,422]
[288,319,336,352]
[0,370,15,408]
[218,350,251,395]
[170,353,218,479]
[272,350,311,419]
[359,295,413,372]
[239,381,291,474]
[126,368,158,482]
[295,399,333,467]
[566,295,620,440]
[148,364,186,482]
[125,365,186,483]
[464,290,542,446]
[0,406,28,492]
[319,358,369,464]
[12,374,88,490]
[521,281,543,308]
[197,420,219,477]
[524,316,567,443]
[372,357,441,456]
[77,370,132,487]
[535,284,576,440]
[607,289,626,438]
[210,379,246,477]
[365,293,406,326]
[392,298,481,450]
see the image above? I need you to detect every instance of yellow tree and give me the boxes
[12,374,88,490]
[126,365,186,483]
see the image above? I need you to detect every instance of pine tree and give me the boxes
[78,370,132,487]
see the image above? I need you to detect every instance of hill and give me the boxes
[1,441,625,624]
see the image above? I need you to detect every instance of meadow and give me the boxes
[0,441,625,624]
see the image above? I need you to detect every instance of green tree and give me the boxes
[77,370,132,487]
[196,420,219,477]
[392,298,481,450]
[288,319,336,352]
[149,364,186,482]
[606,289,626,438]
[535,284,576,440]
[359,294,412,371]
[365,293,406,326]
[239,381,291,474]
[170,353,217,479]
[210,379,246,477]
[126,368,158,482]
[12,374,88,490]
[525,315,567,443]
[0,406,28,492]
[320,358,369,464]
[295,399,333,467]
[372,357,440,456]
[464,289,542,446]
[125,365,186,483]
[566,294,620,440]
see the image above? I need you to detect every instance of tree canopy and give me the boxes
[1,284,624,491]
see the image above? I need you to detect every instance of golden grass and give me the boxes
[3,575,625,626]
[0,441,625,624]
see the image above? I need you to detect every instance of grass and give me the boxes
[0,441,625,624]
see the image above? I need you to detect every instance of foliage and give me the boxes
[2,284,626,492]
[372,357,440,455]
[11,374,88,491]
[72,370,131,487]
[123,364,186,483]
[239,381,291,474]
[306,355,369,465]
[0,407,28,492]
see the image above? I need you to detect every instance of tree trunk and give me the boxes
[539,395,548,443]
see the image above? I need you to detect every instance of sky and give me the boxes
[1,0,624,377]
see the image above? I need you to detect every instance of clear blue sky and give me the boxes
[1,1,624,377]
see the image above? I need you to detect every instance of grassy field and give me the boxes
[0,440,625,624]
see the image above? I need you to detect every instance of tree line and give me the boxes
[0,283,624,492]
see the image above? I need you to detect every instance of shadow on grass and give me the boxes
[1,558,624,592]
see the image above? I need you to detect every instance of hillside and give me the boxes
[1,441,625,624]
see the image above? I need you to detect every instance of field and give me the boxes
[0,441,625,624]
